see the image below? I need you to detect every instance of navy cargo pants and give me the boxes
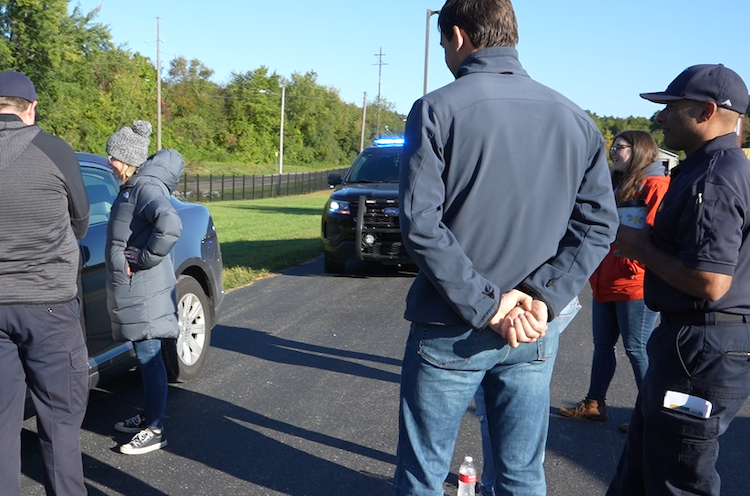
[607,319,750,495]
[0,299,89,496]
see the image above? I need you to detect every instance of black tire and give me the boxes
[163,275,212,383]
[324,253,346,273]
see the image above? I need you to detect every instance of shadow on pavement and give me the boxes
[285,257,418,280]
[211,325,401,384]
[546,405,750,495]
[74,374,395,495]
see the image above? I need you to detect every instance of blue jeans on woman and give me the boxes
[587,299,658,400]
[394,298,581,496]
[133,338,168,431]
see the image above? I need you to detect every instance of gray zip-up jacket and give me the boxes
[399,47,618,328]
[105,149,184,342]
[0,114,89,304]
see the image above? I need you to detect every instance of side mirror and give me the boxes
[80,245,91,264]
[328,173,342,187]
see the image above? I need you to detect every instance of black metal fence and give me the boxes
[174,168,348,202]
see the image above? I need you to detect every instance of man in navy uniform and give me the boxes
[609,64,750,496]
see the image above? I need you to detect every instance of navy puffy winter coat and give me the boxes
[105,149,184,342]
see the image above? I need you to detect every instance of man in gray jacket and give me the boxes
[394,1,618,495]
[0,71,89,496]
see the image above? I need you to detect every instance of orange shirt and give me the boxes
[589,173,671,302]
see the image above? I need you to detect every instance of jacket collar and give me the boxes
[674,133,740,177]
[0,113,24,123]
[131,149,184,193]
[457,47,529,79]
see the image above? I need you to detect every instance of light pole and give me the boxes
[259,86,285,175]
[423,9,440,96]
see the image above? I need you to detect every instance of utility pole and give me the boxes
[360,92,368,152]
[373,47,387,139]
[156,17,162,150]
[424,9,440,95]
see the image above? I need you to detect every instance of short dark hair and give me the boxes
[438,0,518,49]
[0,96,32,114]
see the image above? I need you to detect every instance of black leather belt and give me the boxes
[661,311,750,325]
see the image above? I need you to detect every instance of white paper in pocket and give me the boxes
[663,390,712,419]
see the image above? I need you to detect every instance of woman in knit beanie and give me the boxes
[106,120,152,184]
[104,120,185,455]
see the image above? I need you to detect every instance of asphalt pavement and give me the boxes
[20,258,750,495]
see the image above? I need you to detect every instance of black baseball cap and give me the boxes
[640,64,748,114]
[0,70,37,102]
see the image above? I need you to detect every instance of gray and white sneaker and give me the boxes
[120,428,167,455]
[114,413,147,433]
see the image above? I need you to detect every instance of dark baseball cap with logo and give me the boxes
[640,64,748,115]
[0,70,37,102]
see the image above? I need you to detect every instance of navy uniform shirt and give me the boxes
[645,133,750,313]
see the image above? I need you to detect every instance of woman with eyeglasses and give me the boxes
[559,130,669,428]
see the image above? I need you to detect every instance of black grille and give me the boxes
[351,199,400,229]
[353,198,410,260]
[361,238,407,257]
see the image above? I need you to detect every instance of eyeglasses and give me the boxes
[610,145,631,153]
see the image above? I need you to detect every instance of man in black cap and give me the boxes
[607,64,750,496]
[0,70,89,496]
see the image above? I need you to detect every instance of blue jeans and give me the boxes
[607,321,750,496]
[394,298,581,496]
[133,339,168,431]
[588,299,658,400]
[474,386,496,496]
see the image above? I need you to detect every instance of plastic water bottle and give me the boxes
[457,456,477,496]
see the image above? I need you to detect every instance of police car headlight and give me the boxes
[328,200,351,215]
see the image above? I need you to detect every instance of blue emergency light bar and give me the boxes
[373,137,405,147]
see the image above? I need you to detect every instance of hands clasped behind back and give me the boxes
[487,289,548,348]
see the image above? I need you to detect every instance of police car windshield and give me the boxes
[347,150,401,183]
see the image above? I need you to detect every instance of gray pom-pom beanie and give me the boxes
[106,120,153,167]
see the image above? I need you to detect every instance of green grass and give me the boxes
[206,190,331,290]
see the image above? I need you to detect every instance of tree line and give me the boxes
[2,1,748,171]
[0,1,406,170]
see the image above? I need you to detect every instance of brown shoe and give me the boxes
[558,398,608,421]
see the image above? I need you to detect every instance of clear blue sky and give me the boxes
[71,0,750,119]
